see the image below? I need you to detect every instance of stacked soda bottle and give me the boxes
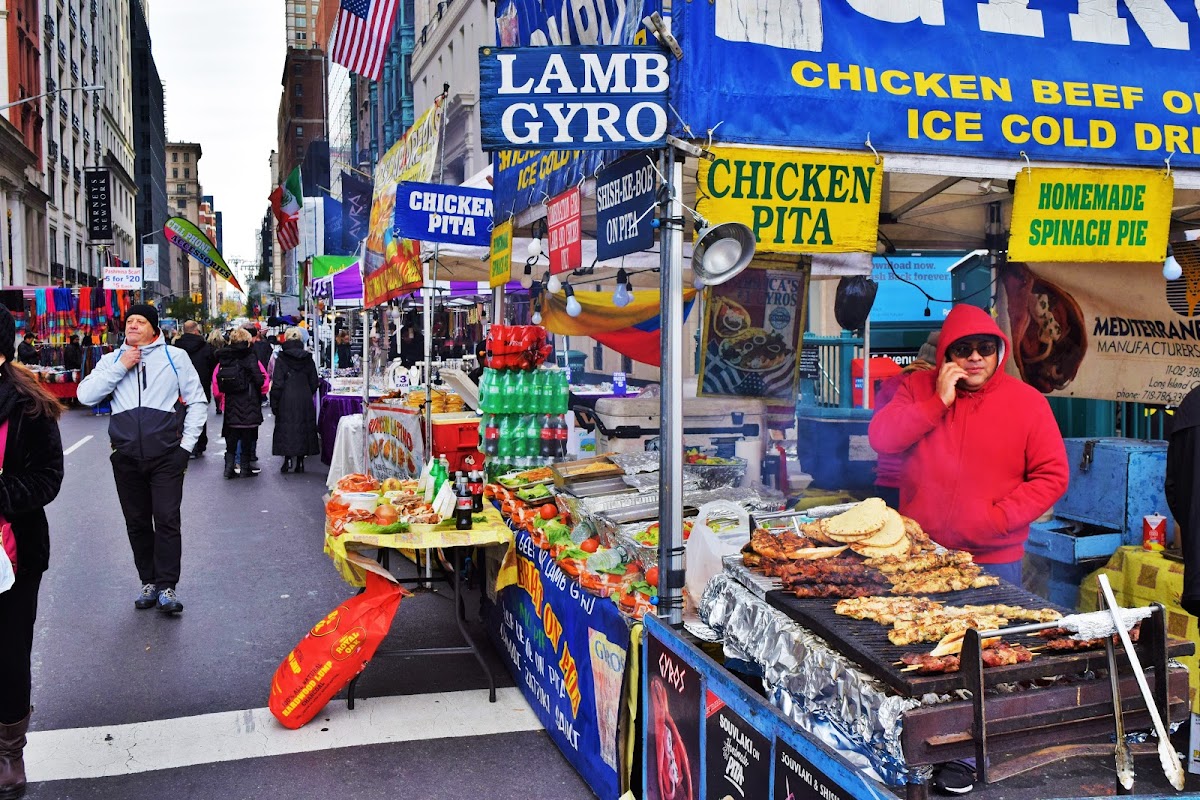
[476,326,570,472]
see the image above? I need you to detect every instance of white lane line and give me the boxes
[62,435,93,456]
[25,687,540,782]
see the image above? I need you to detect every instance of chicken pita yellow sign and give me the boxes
[697,147,881,254]
[1009,167,1172,263]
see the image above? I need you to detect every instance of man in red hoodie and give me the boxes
[868,304,1068,587]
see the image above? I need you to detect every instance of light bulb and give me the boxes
[526,237,543,259]
[1164,253,1182,281]
[520,262,533,289]
[625,284,635,304]
[531,310,543,325]
[612,283,631,307]
[566,296,582,317]
[546,274,562,294]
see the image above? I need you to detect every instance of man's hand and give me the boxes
[936,361,968,407]
[119,347,141,370]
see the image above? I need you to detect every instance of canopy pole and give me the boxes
[657,147,685,628]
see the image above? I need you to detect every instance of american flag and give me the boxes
[330,0,401,81]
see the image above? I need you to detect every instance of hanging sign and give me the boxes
[672,0,1200,170]
[85,168,114,243]
[142,243,160,283]
[394,182,494,247]
[547,187,582,274]
[366,403,425,479]
[490,219,514,288]
[1008,167,1172,263]
[697,148,882,254]
[479,46,670,151]
[364,255,420,308]
[104,258,142,290]
[596,151,657,260]
[706,690,771,800]
[163,216,243,292]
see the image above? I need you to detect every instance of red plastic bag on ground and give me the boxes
[269,555,407,729]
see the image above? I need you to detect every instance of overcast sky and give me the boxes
[148,1,286,263]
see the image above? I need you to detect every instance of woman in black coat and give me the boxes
[214,327,266,479]
[270,328,320,473]
[0,303,64,799]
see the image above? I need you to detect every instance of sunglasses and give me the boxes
[948,340,998,359]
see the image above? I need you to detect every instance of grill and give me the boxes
[766,583,1193,696]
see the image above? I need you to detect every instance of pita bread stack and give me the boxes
[802,498,916,558]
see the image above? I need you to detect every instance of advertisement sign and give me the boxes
[697,148,882,254]
[1008,167,1173,263]
[699,267,810,401]
[998,258,1200,404]
[84,168,114,243]
[394,182,494,247]
[163,217,243,292]
[479,46,669,151]
[489,527,631,800]
[596,151,657,260]
[773,740,855,800]
[547,187,582,274]
[142,243,160,283]
[366,404,425,479]
[104,260,142,290]
[673,0,1200,170]
[706,690,771,800]
[365,103,443,286]
[364,258,420,308]
[871,254,962,323]
[490,219,514,288]
[646,627,703,800]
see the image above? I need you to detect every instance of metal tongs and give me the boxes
[1097,574,1186,791]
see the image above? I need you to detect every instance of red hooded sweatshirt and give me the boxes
[867,305,1068,564]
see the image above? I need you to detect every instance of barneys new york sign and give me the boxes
[479,45,670,151]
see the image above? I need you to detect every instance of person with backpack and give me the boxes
[174,320,216,458]
[270,328,320,473]
[77,304,207,615]
[213,327,269,479]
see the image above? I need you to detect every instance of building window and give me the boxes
[171,152,178,163]
[177,183,186,193]
[184,168,190,179]
[176,198,186,209]
[296,31,307,40]
[295,84,303,97]
[296,16,307,26]
[292,61,303,75]
[296,126,303,137]
[296,103,305,116]
[183,152,190,163]
[172,167,178,178]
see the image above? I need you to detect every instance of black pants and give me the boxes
[227,427,259,464]
[194,425,209,455]
[111,449,188,590]
[0,569,42,723]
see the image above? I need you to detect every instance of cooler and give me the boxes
[590,394,766,456]
[851,357,902,407]
[796,405,876,490]
[431,412,485,473]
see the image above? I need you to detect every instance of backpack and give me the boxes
[216,359,249,395]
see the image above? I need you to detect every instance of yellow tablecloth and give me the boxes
[1079,546,1199,712]
[324,503,517,591]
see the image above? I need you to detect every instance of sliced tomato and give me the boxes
[580,538,600,553]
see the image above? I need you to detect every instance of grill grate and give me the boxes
[767,583,1114,696]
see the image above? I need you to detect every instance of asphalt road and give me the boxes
[23,404,593,799]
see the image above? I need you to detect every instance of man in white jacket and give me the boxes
[78,304,208,614]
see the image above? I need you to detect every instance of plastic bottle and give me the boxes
[554,414,569,459]
[534,369,549,414]
[587,548,622,573]
[501,370,516,414]
[554,369,569,414]
[438,455,451,494]
[455,477,474,530]
[469,470,484,513]
[478,369,492,412]
[518,370,532,414]
[430,454,447,496]
[526,415,541,463]
[484,414,500,456]
[497,415,513,459]
[540,414,555,458]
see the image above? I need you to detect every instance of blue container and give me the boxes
[796,405,876,490]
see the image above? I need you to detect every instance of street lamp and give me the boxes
[0,84,104,113]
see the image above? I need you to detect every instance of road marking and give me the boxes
[62,435,93,456]
[25,688,540,782]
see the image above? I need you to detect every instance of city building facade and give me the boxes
[165,141,204,304]
[278,46,328,195]
[130,0,171,297]
[370,2,416,160]
[286,0,320,50]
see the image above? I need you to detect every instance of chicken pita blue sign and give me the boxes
[596,150,657,259]
[672,0,1200,169]
[393,182,494,247]
[479,46,670,151]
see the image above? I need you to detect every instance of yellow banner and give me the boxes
[696,147,882,254]
[490,220,513,288]
[1009,167,1172,263]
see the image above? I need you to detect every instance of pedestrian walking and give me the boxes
[76,304,207,616]
[0,303,64,800]
[213,327,268,479]
[270,327,319,473]
[206,330,225,415]
[174,320,216,458]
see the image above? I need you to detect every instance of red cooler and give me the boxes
[851,357,902,408]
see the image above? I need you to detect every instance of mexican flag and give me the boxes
[270,166,302,251]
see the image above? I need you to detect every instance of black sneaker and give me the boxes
[156,588,184,614]
[933,762,975,795]
[134,583,158,609]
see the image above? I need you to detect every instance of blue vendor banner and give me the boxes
[394,182,494,247]
[488,527,632,799]
[672,0,1200,170]
[491,0,659,219]
[596,150,657,260]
